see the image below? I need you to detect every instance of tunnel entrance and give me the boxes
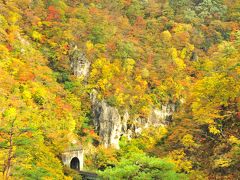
[70,157,80,170]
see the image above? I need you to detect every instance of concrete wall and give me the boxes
[62,150,84,170]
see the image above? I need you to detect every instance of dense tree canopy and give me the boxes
[0,0,239,179]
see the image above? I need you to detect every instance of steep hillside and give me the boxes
[0,0,240,179]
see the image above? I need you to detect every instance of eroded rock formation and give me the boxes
[90,90,175,149]
[70,47,90,78]
[70,51,175,149]
[91,90,126,149]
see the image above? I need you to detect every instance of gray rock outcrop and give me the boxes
[130,104,175,136]
[91,90,175,149]
[70,47,90,78]
[91,94,126,149]
[69,48,175,149]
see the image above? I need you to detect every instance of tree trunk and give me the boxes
[3,123,14,180]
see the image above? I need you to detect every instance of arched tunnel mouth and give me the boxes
[70,157,80,170]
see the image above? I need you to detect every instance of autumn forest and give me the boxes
[0,0,240,179]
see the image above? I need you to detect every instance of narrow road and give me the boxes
[79,171,98,180]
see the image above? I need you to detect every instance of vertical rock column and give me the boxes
[92,100,125,149]
[91,91,128,149]
[91,90,176,149]
[70,47,91,79]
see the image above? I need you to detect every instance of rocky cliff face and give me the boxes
[91,90,127,149]
[91,90,175,149]
[91,100,123,149]
[70,47,90,78]
[70,51,175,149]
[131,104,175,136]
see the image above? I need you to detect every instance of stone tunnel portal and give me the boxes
[62,147,84,171]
